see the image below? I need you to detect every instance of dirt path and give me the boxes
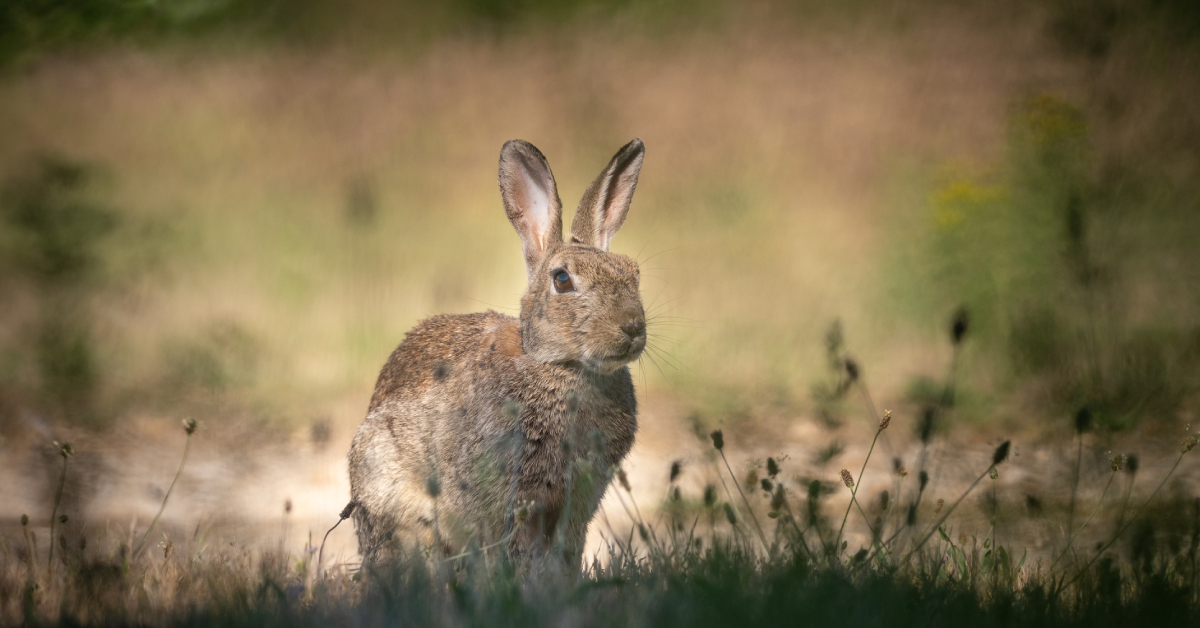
[3,394,1196,568]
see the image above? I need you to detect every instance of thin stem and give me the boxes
[441,524,519,563]
[835,428,882,553]
[904,466,991,561]
[1067,433,1083,536]
[990,477,997,585]
[778,501,816,563]
[914,343,961,508]
[1050,470,1117,571]
[22,525,36,574]
[47,454,69,574]
[134,432,192,556]
[851,494,879,541]
[1066,450,1190,587]
[717,449,770,551]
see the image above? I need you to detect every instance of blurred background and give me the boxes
[1,0,1198,558]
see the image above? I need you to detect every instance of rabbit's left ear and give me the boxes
[571,139,644,251]
[499,140,563,281]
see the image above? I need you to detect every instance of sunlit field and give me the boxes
[2,0,1200,625]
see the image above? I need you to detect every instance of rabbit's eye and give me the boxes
[553,270,574,293]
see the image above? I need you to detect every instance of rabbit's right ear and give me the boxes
[499,140,563,281]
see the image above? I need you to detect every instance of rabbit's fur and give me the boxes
[348,139,647,569]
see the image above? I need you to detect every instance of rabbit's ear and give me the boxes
[571,138,644,251]
[499,140,563,280]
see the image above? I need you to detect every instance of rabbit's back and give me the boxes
[348,310,637,560]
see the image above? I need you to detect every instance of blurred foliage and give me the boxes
[889,88,1200,431]
[0,158,116,425]
[2,0,1200,434]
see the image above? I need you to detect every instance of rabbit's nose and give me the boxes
[621,320,646,339]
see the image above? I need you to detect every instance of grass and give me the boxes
[3,322,1199,626]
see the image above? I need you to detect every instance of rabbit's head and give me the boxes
[498,139,647,374]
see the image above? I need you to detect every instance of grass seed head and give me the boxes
[880,409,891,431]
[183,418,197,435]
[1183,434,1198,454]
[919,470,929,490]
[1110,454,1124,472]
[339,502,356,519]
[840,469,854,489]
[880,490,889,510]
[919,408,935,444]
[951,306,969,345]
[844,358,859,382]
[771,485,786,511]
[284,499,293,514]
[1125,453,1139,475]
[617,468,632,492]
[993,440,1011,465]
[989,466,998,480]
[723,503,737,526]
[704,484,717,508]
[935,498,945,514]
[1074,407,1092,434]
[669,460,681,483]
[54,440,73,458]
[761,478,773,492]
[744,470,759,491]
[21,514,28,526]
[767,457,780,477]
[671,486,681,502]
[710,430,724,451]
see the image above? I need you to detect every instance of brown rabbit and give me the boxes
[347,139,647,570]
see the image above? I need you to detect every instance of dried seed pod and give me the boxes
[771,485,786,511]
[840,469,854,489]
[951,307,969,345]
[1110,455,1124,472]
[844,358,859,382]
[992,440,1011,465]
[1125,454,1139,475]
[1074,407,1092,434]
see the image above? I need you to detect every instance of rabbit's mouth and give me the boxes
[596,336,646,370]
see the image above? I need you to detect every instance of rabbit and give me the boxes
[347,138,648,570]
